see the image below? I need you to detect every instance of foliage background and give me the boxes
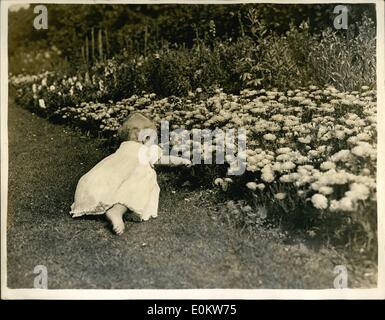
[9,3,376,93]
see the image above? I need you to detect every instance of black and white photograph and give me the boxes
[1,0,384,299]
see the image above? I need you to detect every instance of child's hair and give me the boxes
[118,112,157,142]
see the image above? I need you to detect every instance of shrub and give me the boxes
[145,47,193,97]
[308,17,376,91]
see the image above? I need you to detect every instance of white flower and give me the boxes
[246,149,256,156]
[256,183,265,190]
[263,133,276,141]
[330,150,351,162]
[38,99,46,109]
[298,135,311,144]
[274,192,286,200]
[338,197,355,211]
[277,147,291,154]
[335,130,345,140]
[311,194,328,209]
[318,186,333,195]
[214,178,223,186]
[276,154,290,162]
[247,164,257,172]
[280,174,292,183]
[320,161,336,171]
[272,162,282,171]
[246,182,257,191]
[356,132,371,141]
[351,142,375,158]
[281,161,296,171]
[261,165,275,183]
[318,169,351,185]
[76,81,83,91]
[346,183,370,201]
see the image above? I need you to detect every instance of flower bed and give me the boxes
[10,72,377,245]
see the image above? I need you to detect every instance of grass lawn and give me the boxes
[6,98,377,289]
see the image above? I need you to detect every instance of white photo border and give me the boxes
[1,0,384,300]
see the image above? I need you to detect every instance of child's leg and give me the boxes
[105,204,127,235]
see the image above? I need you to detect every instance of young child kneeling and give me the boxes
[70,113,190,235]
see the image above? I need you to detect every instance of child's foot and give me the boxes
[106,204,127,235]
[106,211,125,234]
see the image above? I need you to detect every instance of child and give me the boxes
[70,113,190,235]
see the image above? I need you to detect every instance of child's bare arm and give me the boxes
[155,155,191,167]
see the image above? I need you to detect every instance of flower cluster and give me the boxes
[10,72,376,226]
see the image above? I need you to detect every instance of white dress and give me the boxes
[70,141,162,221]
